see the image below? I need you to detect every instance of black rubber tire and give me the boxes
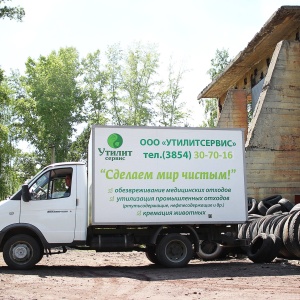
[251,219,261,238]
[268,214,286,234]
[274,215,289,239]
[247,233,274,263]
[37,247,44,264]
[248,197,258,214]
[274,214,293,258]
[261,195,282,205]
[264,234,281,262]
[257,201,268,216]
[248,214,263,220]
[282,212,300,258]
[257,215,273,235]
[3,234,41,270]
[286,211,300,257]
[289,203,300,214]
[156,234,193,268]
[246,220,258,240]
[196,240,225,260]
[278,198,294,212]
[145,246,160,265]
[253,216,265,237]
[265,215,277,234]
[238,222,251,240]
[247,214,262,238]
[266,204,283,215]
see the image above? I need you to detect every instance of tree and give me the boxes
[157,60,189,126]
[207,48,231,80]
[67,126,90,162]
[13,150,39,184]
[0,69,19,198]
[105,44,124,125]
[81,50,109,125]
[0,69,10,198]
[0,0,26,194]
[14,47,84,166]
[199,48,231,127]
[121,43,160,126]
[9,42,190,168]
[0,0,24,21]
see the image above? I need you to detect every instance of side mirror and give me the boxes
[22,184,31,202]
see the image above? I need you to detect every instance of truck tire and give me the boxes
[247,233,274,263]
[3,234,41,270]
[238,222,250,240]
[248,197,258,214]
[257,201,268,216]
[37,248,44,264]
[273,214,294,258]
[266,204,283,215]
[264,234,281,263]
[283,211,300,258]
[145,246,160,265]
[196,240,225,260]
[261,195,282,205]
[156,234,193,268]
[289,203,300,213]
[278,198,294,212]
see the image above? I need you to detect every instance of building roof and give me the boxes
[197,6,300,100]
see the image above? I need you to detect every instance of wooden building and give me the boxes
[197,6,300,203]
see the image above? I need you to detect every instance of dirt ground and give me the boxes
[0,250,299,300]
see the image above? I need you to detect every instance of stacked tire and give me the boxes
[239,195,300,263]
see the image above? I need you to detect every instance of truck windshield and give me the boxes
[30,173,50,200]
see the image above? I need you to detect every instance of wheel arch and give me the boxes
[0,224,48,251]
[149,225,200,253]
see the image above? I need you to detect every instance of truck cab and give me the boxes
[0,162,88,269]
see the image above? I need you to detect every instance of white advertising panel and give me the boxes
[91,126,247,225]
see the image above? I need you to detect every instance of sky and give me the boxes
[1,0,299,126]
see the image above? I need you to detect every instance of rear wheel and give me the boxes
[156,233,193,268]
[3,234,41,270]
[145,246,160,265]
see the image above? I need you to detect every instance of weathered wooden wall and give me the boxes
[245,40,300,202]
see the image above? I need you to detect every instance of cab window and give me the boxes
[29,168,73,200]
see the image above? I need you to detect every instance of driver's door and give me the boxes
[20,167,77,243]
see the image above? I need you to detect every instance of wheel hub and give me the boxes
[12,244,31,261]
[167,241,186,261]
[170,244,183,256]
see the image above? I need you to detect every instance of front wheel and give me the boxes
[3,234,41,270]
[156,233,193,268]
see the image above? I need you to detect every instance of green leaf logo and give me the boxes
[107,133,123,149]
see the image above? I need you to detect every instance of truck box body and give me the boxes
[89,126,247,225]
[0,126,248,270]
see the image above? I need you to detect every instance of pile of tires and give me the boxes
[239,195,300,263]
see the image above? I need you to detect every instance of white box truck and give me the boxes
[0,126,248,269]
